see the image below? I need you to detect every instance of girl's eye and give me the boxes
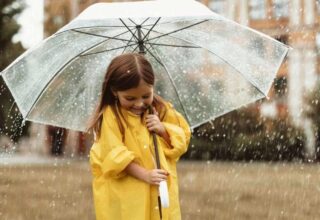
[125,98,135,101]
[142,96,150,99]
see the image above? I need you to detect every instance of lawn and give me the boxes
[1,159,320,220]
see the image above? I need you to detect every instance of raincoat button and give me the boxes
[144,145,148,149]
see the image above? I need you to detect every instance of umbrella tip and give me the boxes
[286,45,294,51]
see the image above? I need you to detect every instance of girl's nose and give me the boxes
[135,100,144,107]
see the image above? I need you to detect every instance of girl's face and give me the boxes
[114,80,154,115]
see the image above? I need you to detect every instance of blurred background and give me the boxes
[1,0,320,162]
[1,1,320,219]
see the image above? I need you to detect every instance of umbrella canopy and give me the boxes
[0,0,289,131]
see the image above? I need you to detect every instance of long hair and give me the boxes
[87,53,166,139]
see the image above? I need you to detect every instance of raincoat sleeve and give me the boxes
[159,102,191,160]
[90,108,135,179]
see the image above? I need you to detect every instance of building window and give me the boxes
[316,33,320,55]
[208,0,226,16]
[249,0,266,20]
[317,0,320,14]
[272,0,289,18]
[53,15,65,27]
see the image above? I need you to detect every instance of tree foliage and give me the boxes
[185,105,305,161]
[0,0,26,141]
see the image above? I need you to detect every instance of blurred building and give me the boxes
[203,0,319,158]
[35,0,319,157]
[44,0,137,37]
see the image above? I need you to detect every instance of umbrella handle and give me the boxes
[148,106,161,169]
[148,106,170,212]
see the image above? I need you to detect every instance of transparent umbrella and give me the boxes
[0,0,289,132]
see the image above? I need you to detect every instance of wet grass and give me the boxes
[179,161,320,220]
[1,159,320,219]
[0,160,93,220]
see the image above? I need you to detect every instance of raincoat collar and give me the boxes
[117,105,148,127]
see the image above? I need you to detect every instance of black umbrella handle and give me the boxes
[149,106,161,169]
[148,106,163,219]
[152,132,161,169]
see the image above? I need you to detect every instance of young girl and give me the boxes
[88,53,191,220]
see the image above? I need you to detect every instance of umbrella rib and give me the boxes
[24,30,135,119]
[145,19,209,42]
[141,18,151,26]
[190,96,266,129]
[119,18,139,42]
[143,28,267,97]
[141,19,192,27]
[125,18,151,27]
[122,29,138,54]
[78,29,135,56]
[72,29,135,43]
[132,44,140,53]
[142,17,161,42]
[80,44,138,57]
[146,42,201,49]
[156,54,191,125]
[128,18,138,26]
[128,18,150,26]
[144,47,165,68]
[55,25,136,36]
[3,101,19,130]
[56,18,208,36]
[24,56,80,119]
[145,46,192,124]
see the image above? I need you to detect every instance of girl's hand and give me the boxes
[146,108,166,137]
[144,169,169,185]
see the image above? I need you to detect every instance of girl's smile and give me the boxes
[114,80,154,115]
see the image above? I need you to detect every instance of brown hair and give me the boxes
[87,53,166,139]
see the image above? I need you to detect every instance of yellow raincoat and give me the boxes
[90,102,191,220]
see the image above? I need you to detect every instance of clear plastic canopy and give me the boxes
[1,0,289,131]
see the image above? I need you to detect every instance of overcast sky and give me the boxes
[14,0,44,48]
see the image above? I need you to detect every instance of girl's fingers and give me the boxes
[156,170,169,177]
[157,169,168,174]
[147,125,161,133]
[153,107,159,116]
[150,169,169,184]
[146,122,159,130]
[145,119,153,125]
[146,120,155,126]
[146,114,160,121]
[147,124,158,131]
[155,173,167,179]
[152,178,166,183]
[152,169,168,176]
[151,177,167,184]
[146,115,158,122]
[146,124,155,130]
